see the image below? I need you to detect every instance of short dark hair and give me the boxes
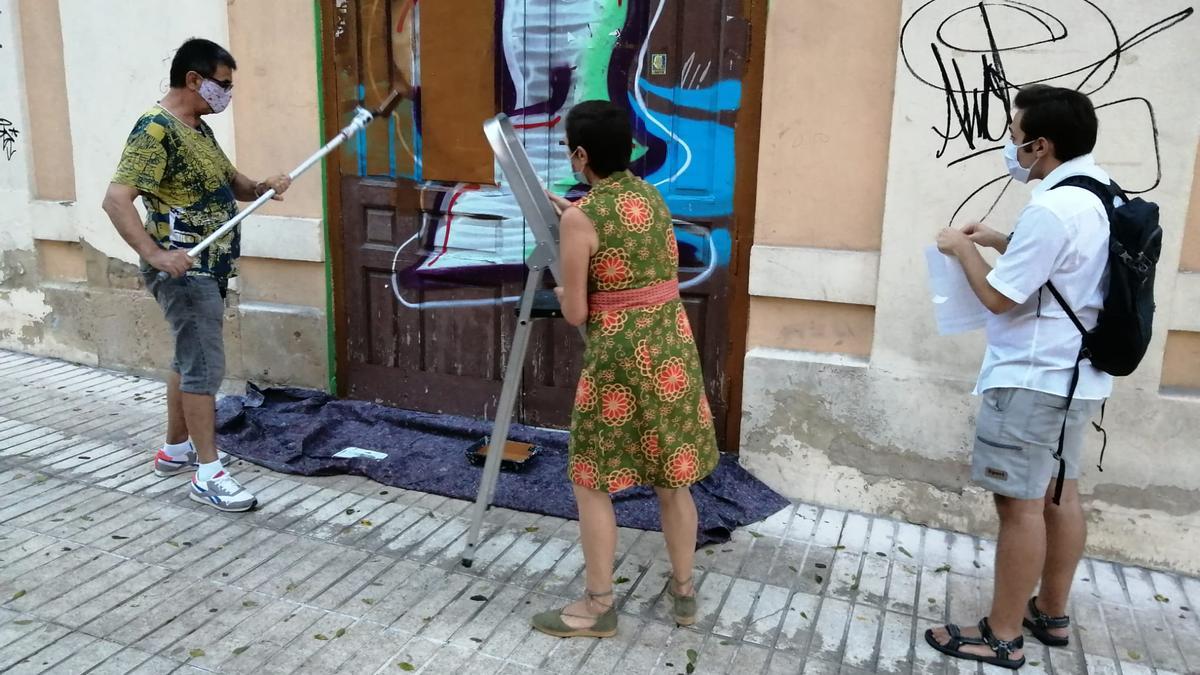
[1013,84,1098,162]
[566,100,633,177]
[170,38,237,88]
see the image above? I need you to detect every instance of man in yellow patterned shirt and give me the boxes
[102,38,291,512]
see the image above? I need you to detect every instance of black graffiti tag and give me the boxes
[0,118,18,161]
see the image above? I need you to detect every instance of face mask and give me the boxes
[198,78,232,114]
[569,147,589,185]
[1003,138,1039,183]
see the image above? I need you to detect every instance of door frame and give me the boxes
[314,0,770,451]
[316,0,348,397]
[722,0,769,451]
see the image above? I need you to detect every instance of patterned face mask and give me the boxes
[199,78,232,114]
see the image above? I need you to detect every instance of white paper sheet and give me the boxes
[924,245,989,335]
[333,447,389,460]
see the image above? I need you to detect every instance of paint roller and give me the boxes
[154,89,407,283]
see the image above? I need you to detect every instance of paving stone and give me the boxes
[0,350,1198,675]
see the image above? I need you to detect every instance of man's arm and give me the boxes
[231,172,292,202]
[101,183,191,277]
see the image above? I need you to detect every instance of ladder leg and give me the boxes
[462,267,545,567]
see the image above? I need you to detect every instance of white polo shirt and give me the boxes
[975,154,1114,400]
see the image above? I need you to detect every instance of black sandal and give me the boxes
[924,618,1026,670]
[1023,596,1071,647]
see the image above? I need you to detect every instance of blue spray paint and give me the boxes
[628,79,742,221]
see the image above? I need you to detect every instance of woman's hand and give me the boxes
[546,190,573,216]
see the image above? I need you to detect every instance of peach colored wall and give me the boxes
[1161,331,1200,391]
[1182,141,1200,272]
[753,0,902,251]
[237,259,327,307]
[18,0,75,201]
[227,0,323,220]
[36,241,86,282]
[747,298,875,357]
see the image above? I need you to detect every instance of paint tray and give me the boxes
[466,437,540,472]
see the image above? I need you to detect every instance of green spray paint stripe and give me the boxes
[313,0,337,394]
[551,0,647,192]
[575,2,627,103]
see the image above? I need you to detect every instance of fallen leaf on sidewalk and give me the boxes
[898,546,913,558]
[934,564,951,573]
[232,646,250,656]
[188,649,205,658]
[1154,594,1170,603]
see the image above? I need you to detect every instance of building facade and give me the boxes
[1,0,1197,572]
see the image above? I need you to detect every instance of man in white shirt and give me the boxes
[926,85,1112,669]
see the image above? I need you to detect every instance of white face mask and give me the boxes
[1003,138,1039,183]
[569,147,589,185]
[198,78,232,114]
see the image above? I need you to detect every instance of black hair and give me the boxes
[1013,84,1098,162]
[565,100,633,177]
[170,38,237,88]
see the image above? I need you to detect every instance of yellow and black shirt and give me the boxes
[112,105,240,282]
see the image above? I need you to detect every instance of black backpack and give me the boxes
[1043,175,1161,504]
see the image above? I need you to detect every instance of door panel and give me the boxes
[322,0,763,448]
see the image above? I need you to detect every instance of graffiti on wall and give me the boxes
[338,0,746,309]
[899,0,1193,226]
[0,8,14,162]
[0,118,16,161]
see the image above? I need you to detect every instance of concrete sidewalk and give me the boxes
[0,349,1197,674]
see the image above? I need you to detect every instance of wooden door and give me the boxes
[321,0,766,449]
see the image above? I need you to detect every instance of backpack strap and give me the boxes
[1050,353,1084,506]
[1051,175,1123,219]
[1044,175,1122,502]
[1045,281,1087,339]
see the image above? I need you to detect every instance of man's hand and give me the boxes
[961,222,1008,252]
[148,249,193,278]
[256,174,292,201]
[936,227,973,257]
[545,190,573,217]
[553,286,566,303]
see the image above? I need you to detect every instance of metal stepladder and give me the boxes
[461,113,585,568]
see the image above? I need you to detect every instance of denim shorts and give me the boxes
[972,388,1103,500]
[143,270,226,395]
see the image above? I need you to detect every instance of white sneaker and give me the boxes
[189,471,257,512]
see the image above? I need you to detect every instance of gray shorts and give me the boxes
[972,388,1103,500]
[143,270,226,396]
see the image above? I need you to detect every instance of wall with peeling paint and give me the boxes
[743,0,1200,574]
[0,0,328,391]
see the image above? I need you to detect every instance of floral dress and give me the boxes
[567,170,719,493]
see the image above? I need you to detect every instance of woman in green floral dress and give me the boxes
[532,101,719,638]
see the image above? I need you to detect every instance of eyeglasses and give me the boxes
[193,71,234,91]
